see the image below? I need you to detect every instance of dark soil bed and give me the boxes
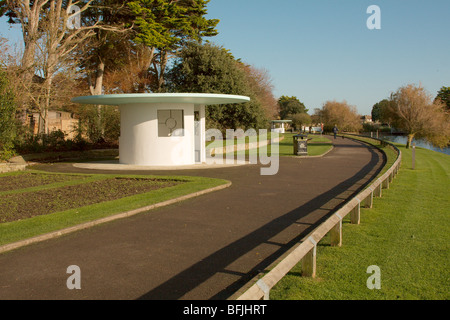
[0,173,90,192]
[0,177,182,223]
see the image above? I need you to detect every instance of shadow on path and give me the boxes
[137,145,383,300]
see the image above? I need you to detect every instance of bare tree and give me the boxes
[239,63,279,119]
[387,84,450,148]
[2,1,94,133]
[2,0,44,84]
[4,1,132,135]
[36,1,99,133]
[318,100,362,133]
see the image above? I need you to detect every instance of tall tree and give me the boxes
[239,64,279,120]
[1,0,47,84]
[0,68,16,159]
[316,100,362,132]
[73,0,134,141]
[166,42,268,130]
[387,84,450,148]
[77,0,134,96]
[0,0,116,134]
[36,0,99,134]
[278,96,308,119]
[128,0,219,92]
[435,86,450,110]
[290,113,312,131]
[371,99,391,123]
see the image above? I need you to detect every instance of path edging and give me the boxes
[0,181,232,254]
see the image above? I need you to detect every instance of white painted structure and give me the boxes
[71,93,250,166]
[271,120,292,133]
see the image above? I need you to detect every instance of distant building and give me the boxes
[361,115,373,124]
[23,110,78,139]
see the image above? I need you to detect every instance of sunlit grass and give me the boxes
[270,141,450,300]
[0,171,229,246]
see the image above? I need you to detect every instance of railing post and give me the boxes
[374,179,382,198]
[302,237,317,278]
[351,199,361,225]
[330,213,342,247]
[382,176,389,189]
[364,188,373,208]
[256,279,270,300]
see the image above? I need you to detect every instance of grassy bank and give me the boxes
[271,144,449,300]
[0,171,229,246]
[222,133,333,158]
[277,133,332,157]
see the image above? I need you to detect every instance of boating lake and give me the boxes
[375,134,450,155]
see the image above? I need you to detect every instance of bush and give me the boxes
[0,70,17,160]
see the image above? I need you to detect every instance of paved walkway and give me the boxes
[0,137,385,300]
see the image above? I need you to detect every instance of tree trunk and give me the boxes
[21,42,37,84]
[89,60,105,141]
[406,133,415,149]
[137,46,155,93]
[89,60,105,96]
[157,50,168,92]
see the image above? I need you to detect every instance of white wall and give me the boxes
[119,103,195,166]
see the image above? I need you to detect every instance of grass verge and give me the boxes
[0,170,229,247]
[222,133,333,159]
[270,142,449,300]
[278,133,332,157]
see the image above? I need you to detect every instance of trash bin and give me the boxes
[293,134,308,156]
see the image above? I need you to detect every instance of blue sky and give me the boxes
[1,0,449,116]
[205,0,450,115]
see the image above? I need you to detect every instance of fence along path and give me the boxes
[233,135,401,300]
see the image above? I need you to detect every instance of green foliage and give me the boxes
[278,96,308,119]
[0,69,16,160]
[289,113,312,130]
[435,86,450,110]
[166,42,268,130]
[371,99,391,123]
[127,0,219,91]
[128,0,219,50]
[75,105,120,144]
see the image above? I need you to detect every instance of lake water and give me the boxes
[371,134,450,155]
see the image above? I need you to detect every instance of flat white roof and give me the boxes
[71,93,250,106]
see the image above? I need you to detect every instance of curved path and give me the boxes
[0,137,385,300]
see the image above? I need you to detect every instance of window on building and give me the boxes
[158,110,184,137]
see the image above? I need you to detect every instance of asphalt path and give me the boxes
[0,136,385,300]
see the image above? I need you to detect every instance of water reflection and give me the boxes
[375,134,450,155]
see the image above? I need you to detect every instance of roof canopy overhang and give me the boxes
[71,93,251,106]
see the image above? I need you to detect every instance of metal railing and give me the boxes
[233,134,402,300]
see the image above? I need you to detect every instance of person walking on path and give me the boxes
[333,125,339,139]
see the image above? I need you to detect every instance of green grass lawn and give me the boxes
[270,143,450,300]
[222,132,333,158]
[277,133,332,157]
[1,133,332,249]
[0,170,229,247]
